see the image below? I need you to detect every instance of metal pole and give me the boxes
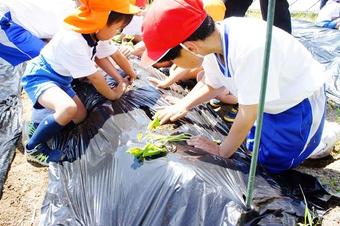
[245,0,276,208]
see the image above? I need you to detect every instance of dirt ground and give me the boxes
[0,92,339,226]
[0,93,48,226]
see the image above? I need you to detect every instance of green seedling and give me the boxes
[127,143,167,159]
[148,117,161,130]
[129,120,192,161]
[127,147,144,158]
[137,132,143,141]
[142,143,167,158]
[298,185,317,226]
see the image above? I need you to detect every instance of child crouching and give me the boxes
[21,0,139,166]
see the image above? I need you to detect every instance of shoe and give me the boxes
[309,121,340,159]
[223,107,238,123]
[25,143,65,166]
[21,121,38,148]
[25,144,49,167]
[209,99,222,108]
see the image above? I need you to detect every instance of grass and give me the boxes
[246,10,318,22]
[335,108,340,124]
[298,185,320,226]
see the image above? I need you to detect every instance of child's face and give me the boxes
[172,46,204,69]
[96,20,126,41]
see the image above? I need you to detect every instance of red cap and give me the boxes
[141,0,207,67]
[136,0,147,7]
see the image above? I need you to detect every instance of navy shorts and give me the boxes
[21,55,76,109]
[247,91,326,173]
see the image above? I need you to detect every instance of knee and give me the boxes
[61,102,78,119]
[76,107,87,123]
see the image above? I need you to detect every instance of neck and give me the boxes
[90,33,98,42]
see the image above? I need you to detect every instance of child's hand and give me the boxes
[155,103,189,125]
[119,45,134,58]
[127,73,137,84]
[110,82,127,100]
[148,77,169,89]
[187,136,221,156]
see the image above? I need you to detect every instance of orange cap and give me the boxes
[203,0,226,21]
[65,0,140,34]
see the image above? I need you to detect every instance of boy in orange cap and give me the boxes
[141,0,340,173]
[21,0,139,166]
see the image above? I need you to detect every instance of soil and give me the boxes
[0,92,339,226]
[0,92,48,226]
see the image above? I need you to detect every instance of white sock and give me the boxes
[309,121,340,159]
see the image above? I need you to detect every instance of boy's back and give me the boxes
[204,17,327,113]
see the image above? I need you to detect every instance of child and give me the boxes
[141,0,340,173]
[316,0,340,29]
[0,0,77,66]
[148,65,238,107]
[21,0,139,166]
[118,0,146,56]
[147,2,238,106]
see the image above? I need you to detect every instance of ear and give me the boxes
[182,41,199,52]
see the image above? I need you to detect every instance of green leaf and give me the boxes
[137,132,143,141]
[299,185,315,226]
[148,117,161,130]
[127,147,144,157]
[142,144,166,157]
[127,143,167,159]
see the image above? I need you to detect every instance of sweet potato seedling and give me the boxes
[128,116,192,160]
[127,143,167,160]
[147,117,161,130]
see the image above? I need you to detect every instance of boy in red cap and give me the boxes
[21,0,139,166]
[141,0,340,173]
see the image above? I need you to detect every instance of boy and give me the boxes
[148,0,290,107]
[21,0,139,166]
[0,0,76,66]
[141,0,340,173]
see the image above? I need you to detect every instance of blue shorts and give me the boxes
[21,55,76,109]
[0,11,45,66]
[247,93,326,173]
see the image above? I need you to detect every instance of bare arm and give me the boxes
[87,71,126,100]
[179,74,225,110]
[187,104,257,159]
[111,51,137,82]
[95,57,124,83]
[157,74,225,124]
[149,65,202,88]
[219,104,257,157]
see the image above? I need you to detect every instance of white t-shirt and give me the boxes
[203,17,327,114]
[122,15,143,36]
[316,0,340,23]
[0,0,75,38]
[42,29,118,79]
